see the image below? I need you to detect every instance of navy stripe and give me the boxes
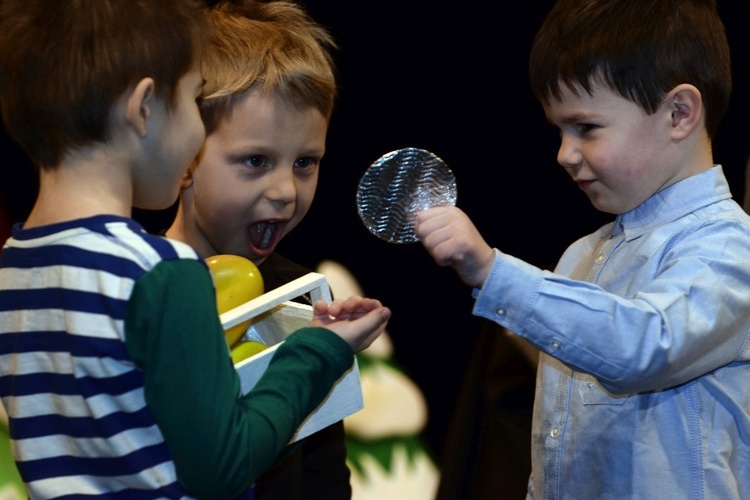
[0,288,128,318]
[12,405,153,440]
[144,235,180,260]
[18,441,172,481]
[0,245,16,266]
[4,368,143,398]
[0,331,130,360]
[52,482,189,500]
[0,370,143,398]
[7,215,138,242]
[1,244,146,279]
[2,368,143,399]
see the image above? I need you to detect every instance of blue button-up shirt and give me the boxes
[474,166,750,499]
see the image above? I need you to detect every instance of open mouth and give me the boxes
[247,220,286,257]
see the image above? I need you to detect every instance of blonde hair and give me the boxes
[199,0,337,135]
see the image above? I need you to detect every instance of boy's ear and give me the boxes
[668,84,703,140]
[124,77,156,138]
[180,163,196,189]
[181,147,206,189]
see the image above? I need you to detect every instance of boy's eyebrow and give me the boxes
[552,111,597,125]
[565,110,592,121]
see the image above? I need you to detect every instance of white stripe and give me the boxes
[0,309,125,339]
[2,347,134,377]
[0,264,136,296]
[15,424,164,461]
[4,386,146,419]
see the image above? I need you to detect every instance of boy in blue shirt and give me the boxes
[416,0,750,497]
[0,1,390,498]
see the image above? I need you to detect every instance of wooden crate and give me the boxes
[220,272,363,442]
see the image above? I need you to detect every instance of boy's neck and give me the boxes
[166,206,216,258]
[24,151,134,229]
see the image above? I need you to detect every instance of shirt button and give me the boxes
[595,254,605,264]
[495,307,506,317]
[550,340,561,351]
[550,427,560,438]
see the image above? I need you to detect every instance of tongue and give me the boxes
[249,222,277,250]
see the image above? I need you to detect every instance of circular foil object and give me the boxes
[356,147,457,244]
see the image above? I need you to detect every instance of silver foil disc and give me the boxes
[356,147,457,244]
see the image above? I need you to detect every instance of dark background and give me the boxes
[2,0,748,469]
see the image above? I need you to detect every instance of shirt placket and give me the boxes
[543,230,620,499]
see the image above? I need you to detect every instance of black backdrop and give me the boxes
[1,0,748,465]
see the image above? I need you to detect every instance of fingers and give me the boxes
[415,206,452,244]
[415,206,470,264]
[311,297,386,322]
[348,306,391,351]
[310,297,392,352]
[326,296,363,317]
[415,206,494,288]
[312,299,330,317]
[317,296,383,319]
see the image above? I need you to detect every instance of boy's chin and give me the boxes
[586,195,619,215]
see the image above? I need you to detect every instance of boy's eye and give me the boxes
[577,123,597,134]
[294,157,317,170]
[241,155,268,168]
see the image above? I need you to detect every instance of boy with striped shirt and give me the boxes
[0,1,390,498]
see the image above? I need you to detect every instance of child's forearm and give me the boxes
[126,259,353,498]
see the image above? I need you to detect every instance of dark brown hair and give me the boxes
[529,0,731,138]
[0,0,209,167]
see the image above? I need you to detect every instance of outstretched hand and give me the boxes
[311,296,391,354]
[415,206,495,289]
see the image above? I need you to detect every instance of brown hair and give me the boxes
[0,0,208,168]
[529,0,731,139]
[199,0,338,135]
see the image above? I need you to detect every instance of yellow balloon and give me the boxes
[206,255,265,347]
[230,340,269,364]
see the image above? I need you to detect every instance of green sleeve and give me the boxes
[125,259,354,499]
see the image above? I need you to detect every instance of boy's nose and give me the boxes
[266,168,297,203]
[557,135,582,171]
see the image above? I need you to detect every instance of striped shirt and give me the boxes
[0,214,355,498]
[0,215,200,498]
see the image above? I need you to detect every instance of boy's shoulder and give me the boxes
[36,215,203,271]
[103,219,204,270]
[2,216,205,293]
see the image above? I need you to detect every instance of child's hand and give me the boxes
[415,206,495,289]
[311,296,391,354]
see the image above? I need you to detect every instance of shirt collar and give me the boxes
[610,165,730,240]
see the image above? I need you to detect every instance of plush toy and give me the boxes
[317,260,440,500]
[0,403,25,500]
